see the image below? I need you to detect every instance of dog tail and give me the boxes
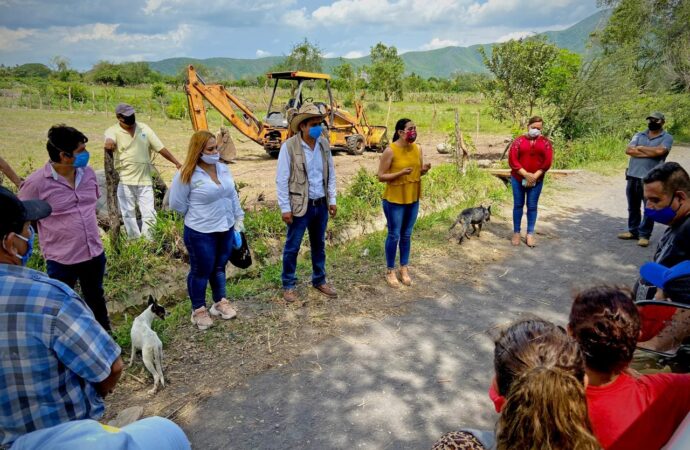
[449,217,463,232]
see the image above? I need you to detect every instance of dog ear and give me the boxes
[487,205,492,212]
[148,295,155,306]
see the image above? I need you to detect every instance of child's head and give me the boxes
[494,319,584,396]
[494,319,598,450]
[568,286,640,374]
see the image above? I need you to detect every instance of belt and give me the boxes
[308,197,327,207]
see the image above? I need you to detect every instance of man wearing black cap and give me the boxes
[618,112,674,247]
[0,186,123,446]
[104,103,181,239]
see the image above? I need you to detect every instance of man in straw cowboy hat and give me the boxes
[276,103,338,303]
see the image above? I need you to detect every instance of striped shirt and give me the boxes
[0,264,121,446]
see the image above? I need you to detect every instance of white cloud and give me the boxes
[143,0,165,14]
[343,50,364,58]
[256,49,271,57]
[281,8,313,29]
[0,26,33,50]
[311,0,463,25]
[420,37,460,50]
[496,30,535,42]
[62,23,191,46]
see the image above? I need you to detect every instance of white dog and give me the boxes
[129,296,167,394]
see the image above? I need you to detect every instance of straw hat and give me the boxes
[289,102,325,133]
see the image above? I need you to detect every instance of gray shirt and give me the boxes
[627,130,674,179]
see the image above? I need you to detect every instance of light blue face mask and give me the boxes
[201,153,220,164]
[72,151,90,168]
[308,125,323,140]
[6,225,34,266]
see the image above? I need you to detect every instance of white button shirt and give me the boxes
[169,163,244,233]
[275,137,337,214]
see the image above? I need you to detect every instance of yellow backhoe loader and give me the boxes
[185,65,388,158]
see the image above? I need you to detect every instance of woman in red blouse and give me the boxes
[508,116,553,247]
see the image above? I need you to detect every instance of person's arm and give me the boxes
[52,293,122,398]
[275,143,292,224]
[625,133,649,157]
[17,172,40,201]
[146,126,181,169]
[420,146,431,176]
[224,167,245,227]
[95,357,124,397]
[159,148,182,169]
[0,157,23,188]
[535,139,554,180]
[104,127,117,153]
[168,171,191,216]
[377,147,411,182]
[326,146,337,218]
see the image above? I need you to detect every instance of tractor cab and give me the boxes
[264,71,334,128]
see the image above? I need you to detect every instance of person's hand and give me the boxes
[234,219,245,232]
[282,212,293,225]
[175,163,182,170]
[329,205,337,218]
[524,173,537,185]
[399,167,413,176]
[422,162,431,174]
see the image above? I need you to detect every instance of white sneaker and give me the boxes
[191,306,213,330]
[209,298,237,320]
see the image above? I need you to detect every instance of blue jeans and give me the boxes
[511,176,544,234]
[626,176,654,238]
[382,200,419,269]
[183,225,234,310]
[46,252,110,332]
[282,203,329,289]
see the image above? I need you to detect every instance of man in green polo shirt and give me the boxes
[104,103,181,239]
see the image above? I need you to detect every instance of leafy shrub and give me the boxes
[151,82,167,100]
[165,94,187,120]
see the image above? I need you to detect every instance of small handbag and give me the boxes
[229,231,252,269]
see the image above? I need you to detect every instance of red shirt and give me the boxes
[488,372,690,449]
[587,373,690,450]
[508,135,553,182]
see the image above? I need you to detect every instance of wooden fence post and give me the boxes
[104,149,122,251]
[454,109,470,175]
[68,86,73,112]
[92,90,96,114]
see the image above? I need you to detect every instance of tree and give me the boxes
[273,38,323,73]
[479,37,559,126]
[367,42,405,101]
[596,0,690,91]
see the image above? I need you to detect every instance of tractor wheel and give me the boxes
[346,134,366,155]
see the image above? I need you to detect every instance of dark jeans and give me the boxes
[282,203,329,289]
[183,225,234,310]
[626,176,654,239]
[382,200,420,269]
[46,252,111,332]
[511,176,544,234]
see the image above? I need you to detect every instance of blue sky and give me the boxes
[0,0,600,70]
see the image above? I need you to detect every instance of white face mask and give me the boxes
[200,153,220,164]
[528,128,541,138]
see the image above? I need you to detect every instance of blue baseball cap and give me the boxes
[640,260,690,288]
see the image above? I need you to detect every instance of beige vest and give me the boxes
[286,134,332,217]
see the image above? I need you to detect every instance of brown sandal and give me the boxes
[385,270,400,288]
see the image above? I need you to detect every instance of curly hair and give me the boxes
[568,285,640,374]
[494,319,598,450]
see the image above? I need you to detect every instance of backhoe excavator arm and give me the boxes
[185,65,265,146]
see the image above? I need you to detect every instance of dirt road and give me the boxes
[172,149,687,448]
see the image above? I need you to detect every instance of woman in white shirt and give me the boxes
[169,130,245,330]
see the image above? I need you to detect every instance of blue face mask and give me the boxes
[72,151,90,168]
[7,225,34,266]
[645,194,679,225]
[308,125,323,140]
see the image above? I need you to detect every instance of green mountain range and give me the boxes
[148,9,610,80]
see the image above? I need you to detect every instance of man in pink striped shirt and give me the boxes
[19,125,110,331]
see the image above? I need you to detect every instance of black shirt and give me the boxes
[654,213,690,266]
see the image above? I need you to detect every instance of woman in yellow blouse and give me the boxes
[377,118,431,288]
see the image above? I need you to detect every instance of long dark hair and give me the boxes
[392,118,412,142]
